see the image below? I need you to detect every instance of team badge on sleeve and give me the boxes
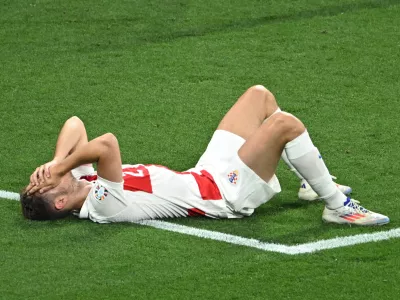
[94,185,108,201]
[227,170,239,185]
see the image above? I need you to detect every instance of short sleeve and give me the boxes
[78,176,126,222]
[71,164,95,179]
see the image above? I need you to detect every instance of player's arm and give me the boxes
[27,133,123,194]
[53,116,89,161]
[30,116,89,185]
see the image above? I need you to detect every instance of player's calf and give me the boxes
[298,177,352,201]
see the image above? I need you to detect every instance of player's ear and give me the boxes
[54,196,67,210]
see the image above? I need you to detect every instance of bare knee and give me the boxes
[246,85,278,116]
[247,85,274,100]
[266,112,305,142]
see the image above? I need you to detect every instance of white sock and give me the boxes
[281,151,304,180]
[284,131,346,209]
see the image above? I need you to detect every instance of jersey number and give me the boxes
[122,165,222,200]
[123,165,153,193]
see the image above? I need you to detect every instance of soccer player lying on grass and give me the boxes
[22,85,389,225]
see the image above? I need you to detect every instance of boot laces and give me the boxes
[347,199,369,214]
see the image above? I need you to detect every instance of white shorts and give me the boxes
[196,130,281,217]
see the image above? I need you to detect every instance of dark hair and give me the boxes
[20,189,70,221]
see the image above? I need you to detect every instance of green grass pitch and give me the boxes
[1,0,400,298]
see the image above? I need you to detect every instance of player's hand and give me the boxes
[29,159,61,187]
[27,161,63,195]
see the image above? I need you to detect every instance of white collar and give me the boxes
[78,200,89,219]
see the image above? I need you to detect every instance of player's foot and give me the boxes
[322,198,390,226]
[298,176,352,201]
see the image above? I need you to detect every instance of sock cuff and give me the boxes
[284,130,314,159]
[273,108,282,114]
[263,108,282,123]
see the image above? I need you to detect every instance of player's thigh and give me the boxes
[238,112,305,182]
[217,85,279,140]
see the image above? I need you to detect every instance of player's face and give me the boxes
[58,173,75,192]
[39,173,73,198]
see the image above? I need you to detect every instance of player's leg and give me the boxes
[217,85,312,176]
[240,112,347,207]
[281,150,352,201]
[238,112,305,183]
[217,85,279,140]
[215,86,351,201]
[239,112,389,225]
[216,86,348,199]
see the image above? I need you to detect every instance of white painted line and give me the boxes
[291,228,400,254]
[2,189,399,254]
[140,220,400,255]
[139,219,295,253]
[0,190,20,201]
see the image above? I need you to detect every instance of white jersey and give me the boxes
[73,130,281,223]
[74,164,240,223]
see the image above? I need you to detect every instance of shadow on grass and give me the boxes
[140,0,400,44]
[8,0,396,51]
